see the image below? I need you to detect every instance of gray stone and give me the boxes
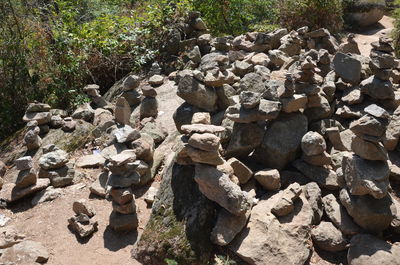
[32,186,62,206]
[311,221,348,252]
[39,165,75,188]
[148,75,164,86]
[26,102,51,113]
[39,148,69,170]
[301,131,326,156]
[254,113,308,170]
[230,192,312,265]
[322,194,361,236]
[76,154,105,168]
[348,234,400,265]
[123,75,140,91]
[140,97,158,119]
[90,171,109,198]
[0,226,25,249]
[177,75,217,112]
[293,160,342,190]
[185,145,224,166]
[109,212,138,232]
[304,182,323,224]
[115,97,131,125]
[107,172,140,188]
[73,199,96,217]
[16,168,37,188]
[68,214,98,238]
[225,122,265,158]
[23,111,52,125]
[239,91,261,109]
[343,154,390,199]
[226,158,253,184]
[194,164,252,216]
[384,105,400,150]
[0,240,49,264]
[340,188,396,234]
[360,76,394,100]
[181,124,225,134]
[254,169,281,191]
[188,133,220,152]
[211,209,250,246]
[72,103,94,122]
[15,156,33,171]
[114,125,140,143]
[333,53,361,84]
[271,183,302,216]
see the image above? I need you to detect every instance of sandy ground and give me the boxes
[0,79,182,265]
[347,15,394,56]
[0,169,159,265]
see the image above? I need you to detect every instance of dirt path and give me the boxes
[0,170,158,265]
[347,15,394,56]
[0,79,182,265]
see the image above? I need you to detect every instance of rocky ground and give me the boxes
[0,12,400,265]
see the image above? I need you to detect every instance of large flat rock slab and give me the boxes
[0,179,50,203]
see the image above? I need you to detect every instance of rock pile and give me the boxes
[83,84,108,108]
[68,199,98,238]
[24,120,42,151]
[23,102,53,150]
[107,150,139,232]
[15,156,37,189]
[122,75,142,106]
[146,27,400,264]
[38,144,75,188]
[140,77,160,119]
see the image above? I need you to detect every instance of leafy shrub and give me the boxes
[0,0,190,141]
[278,0,344,33]
[192,0,279,35]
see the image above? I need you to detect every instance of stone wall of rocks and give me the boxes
[169,26,400,264]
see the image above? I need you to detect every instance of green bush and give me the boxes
[0,0,190,141]
[278,0,344,33]
[192,0,279,36]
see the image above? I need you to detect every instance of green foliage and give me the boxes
[0,0,187,141]
[278,0,344,33]
[192,0,279,35]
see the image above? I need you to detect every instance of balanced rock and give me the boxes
[194,164,252,216]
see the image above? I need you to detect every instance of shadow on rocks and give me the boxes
[103,226,138,252]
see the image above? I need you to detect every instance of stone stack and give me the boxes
[176,114,254,246]
[38,144,74,188]
[68,199,98,238]
[23,121,42,151]
[140,79,160,119]
[122,75,142,106]
[83,84,108,108]
[107,150,139,232]
[114,97,131,126]
[23,102,52,135]
[15,156,37,189]
[338,33,361,55]
[360,37,395,101]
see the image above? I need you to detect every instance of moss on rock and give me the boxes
[134,155,217,265]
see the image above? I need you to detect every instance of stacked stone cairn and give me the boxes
[23,102,53,150]
[83,84,108,108]
[38,144,75,188]
[164,26,400,264]
[23,121,42,151]
[121,75,142,107]
[68,199,98,238]
[15,156,37,189]
[107,150,140,232]
[140,75,161,119]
